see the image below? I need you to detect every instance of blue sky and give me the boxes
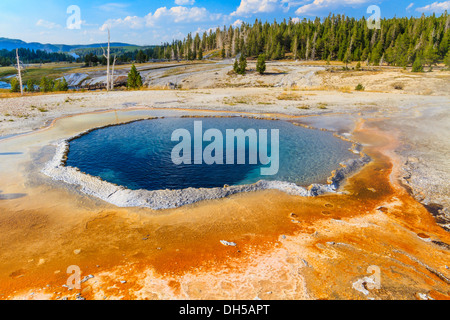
[0,1,448,45]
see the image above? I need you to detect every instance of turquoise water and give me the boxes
[66,117,358,191]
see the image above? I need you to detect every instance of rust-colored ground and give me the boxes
[0,114,448,300]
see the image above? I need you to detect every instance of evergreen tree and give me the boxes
[412,58,424,72]
[40,77,52,92]
[233,59,239,73]
[256,54,266,74]
[136,50,147,63]
[60,78,69,91]
[444,52,450,69]
[157,13,448,68]
[238,54,247,75]
[127,64,143,89]
[26,79,35,92]
[423,43,439,67]
[10,78,20,93]
[233,54,247,75]
[53,80,61,91]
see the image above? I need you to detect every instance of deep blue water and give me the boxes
[0,81,11,89]
[66,118,358,191]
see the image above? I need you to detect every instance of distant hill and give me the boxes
[0,37,138,53]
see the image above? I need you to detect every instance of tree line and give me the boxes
[0,48,75,66]
[10,76,69,93]
[161,13,449,68]
[81,47,166,66]
[3,13,449,70]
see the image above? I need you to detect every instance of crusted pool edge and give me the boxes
[41,118,371,210]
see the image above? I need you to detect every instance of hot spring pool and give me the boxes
[65,117,359,191]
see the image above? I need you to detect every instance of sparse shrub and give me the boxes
[412,58,424,72]
[355,61,361,71]
[355,83,365,91]
[393,82,404,90]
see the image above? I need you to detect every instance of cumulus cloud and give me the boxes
[174,0,195,5]
[233,19,244,27]
[295,0,371,15]
[100,6,221,31]
[100,16,145,31]
[416,1,450,13]
[148,6,217,24]
[231,0,288,17]
[36,19,61,29]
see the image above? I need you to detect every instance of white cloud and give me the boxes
[416,1,450,13]
[295,0,371,15]
[101,6,222,31]
[175,0,195,5]
[231,0,287,17]
[406,3,414,11]
[233,19,244,27]
[36,19,61,29]
[291,17,301,23]
[148,6,221,24]
[101,16,145,31]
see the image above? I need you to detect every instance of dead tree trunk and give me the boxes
[102,28,111,92]
[110,55,117,91]
[16,49,23,96]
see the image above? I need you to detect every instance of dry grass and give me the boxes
[339,86,353,93]
[223,96,251,105]
[276,92,304,101]
[0,90,79,99]
[420,89,434,95]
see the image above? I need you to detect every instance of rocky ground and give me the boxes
[0,61,449,300]
[1,61,448,221]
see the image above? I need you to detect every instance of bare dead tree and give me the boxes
[15,49,24,96]
[110,54,117,91]
[102,28,111,92]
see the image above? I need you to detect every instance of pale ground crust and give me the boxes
[0,63,449,300]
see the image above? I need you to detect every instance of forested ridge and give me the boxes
[2,13,449,68]
[0,48,75,66]
[158,13,450,67]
